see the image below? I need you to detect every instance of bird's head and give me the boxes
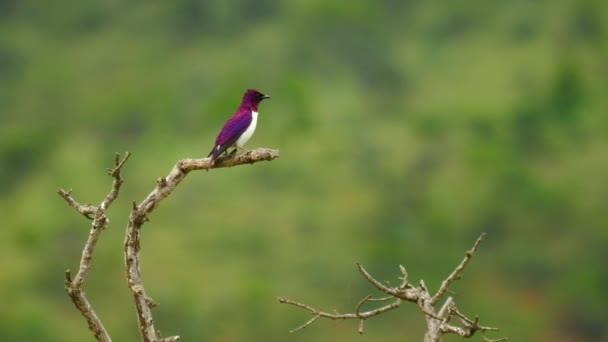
[242,89,271,110]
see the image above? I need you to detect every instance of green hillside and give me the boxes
[1,1,607,340]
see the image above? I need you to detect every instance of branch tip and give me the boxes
[431,232,487,305]
[59,153,134,342]
[356,295,372,317]
[356,263,396,295]
[399,265,407,275]
[146,296,158,308]
[283,234,503,340]
[107,151,131,177]
[124,148,278,341]
[61,149,278,341]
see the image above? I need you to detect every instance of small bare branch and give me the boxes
[289,314,321,333]
[355,295,373,317]
[125,148,279,341]
[434,298,504,341]
[107,151,131,177]
[356,262,397,296]
[437,296,454,319]
[57,189,97,220]
[448,303,501,333]
[279,296,401,333]
[398,265,411,290]
[431,233,486,305]
[59,148,277,341]
[367,296,394,302]
[183,148,280,172]
[59,152,130,342]
[421,307,444,321]
[65,269,73,283]
[282,234,505,341]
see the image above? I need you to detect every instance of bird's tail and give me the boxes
[208,145,219,166]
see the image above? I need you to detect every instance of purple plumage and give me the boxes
[208,89,270,164]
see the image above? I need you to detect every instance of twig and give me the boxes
[445,303,502,336]
[356,263,398,296]
[57,189,97,220]
[367,296,395,302]
[59,152,130,342]
[431,233,486,305]
[288,314,321,333]
[355,295,373,316]
[125,148,279,341]
[280,233,505,341]
[278,296,401,333]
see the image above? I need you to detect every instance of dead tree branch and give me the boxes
[278,296,402,334]
[431,233,485,305]
[58,152,131,342]
[59,148,279,342]
[279,232,506,341]
[125,148,279,342]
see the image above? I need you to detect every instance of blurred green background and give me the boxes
[1,0,607,341]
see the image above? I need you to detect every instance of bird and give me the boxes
[208,89,271,165]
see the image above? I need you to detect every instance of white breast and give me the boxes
[236,111,258,148]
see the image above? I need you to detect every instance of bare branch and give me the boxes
[125,148,279,341]
[444,303,502,336]
[431,233,486,305]
[441,317,505,341]
[437,296,454,320]
[398,265,411,290]
[356,262,398,296]
[355,295,373,317]
[281,234,505,341]
[59,152,130,342]
[278,296,401,333]
[57,189,97,220]
[367,296,394,302]
[182,148,279,171]
[288,314,321,333]
[58,148,277,341]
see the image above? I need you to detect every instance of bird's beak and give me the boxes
[262,94,271,100]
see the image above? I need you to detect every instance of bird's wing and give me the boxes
[208,112,253,159]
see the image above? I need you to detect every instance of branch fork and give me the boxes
[58,152,131,342]
[280,233,506,341]
[58,148,279,341]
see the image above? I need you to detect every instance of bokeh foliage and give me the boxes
[1,0,607,340]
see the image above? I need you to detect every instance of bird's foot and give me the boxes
[236,146,250,154]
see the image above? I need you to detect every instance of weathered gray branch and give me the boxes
[59,148,278,342]
[431,233,485,305]
[125,148,279,342]
[278,296,402,334]
[280,233,506,341]
[58,152,131,342]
